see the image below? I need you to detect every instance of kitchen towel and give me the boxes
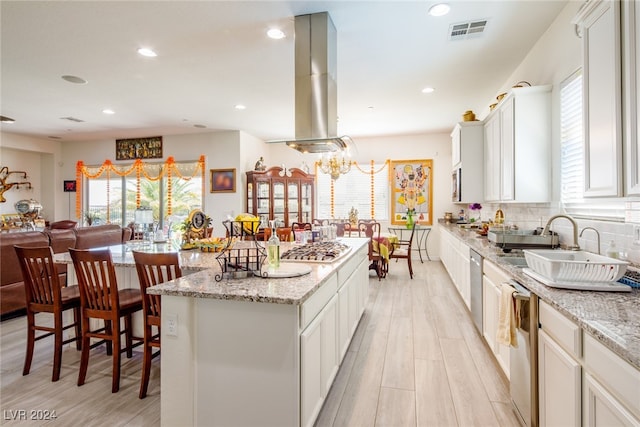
[496,282,518,348]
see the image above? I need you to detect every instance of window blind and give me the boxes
[560,69,625,221]
[316,163,389,220]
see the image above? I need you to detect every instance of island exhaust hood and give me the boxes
[277,12,353,154]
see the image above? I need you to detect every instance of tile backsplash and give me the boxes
[476,202,640,268]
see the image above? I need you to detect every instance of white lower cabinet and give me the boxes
[538,300,640,427]
[301,305,324,427]
[301,253,368,427]
[584,372,640,427]
[538,329,581,427]
[481,260,510,377]
[439,229,470,308]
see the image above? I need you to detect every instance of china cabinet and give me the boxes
[246,166,314,228]
[482,85,551,203]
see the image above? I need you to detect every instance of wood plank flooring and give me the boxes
[0,260,520,426]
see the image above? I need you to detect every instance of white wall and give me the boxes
[0,133,62,219]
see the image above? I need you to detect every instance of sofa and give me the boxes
[0,224,132,319]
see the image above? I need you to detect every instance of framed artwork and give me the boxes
[390,159,433,226]
[63,180,76,192]
[210,168,236,193]
[115,136,163,160]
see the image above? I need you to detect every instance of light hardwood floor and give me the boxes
[0,261,520,426]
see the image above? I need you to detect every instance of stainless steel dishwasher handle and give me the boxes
[509,279,530,301]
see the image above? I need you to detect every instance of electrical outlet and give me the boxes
[166,313,178,337]
[635,225,640,245]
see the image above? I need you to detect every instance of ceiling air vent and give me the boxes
[449,20,487,41]
[60,116,84,123]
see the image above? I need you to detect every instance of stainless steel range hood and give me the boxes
[277,12,353,154]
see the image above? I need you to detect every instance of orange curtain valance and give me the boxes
[75,155,205,220]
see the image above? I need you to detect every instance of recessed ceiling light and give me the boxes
[421,87,435,94]
[137,47,157,57]
[428,3,450,17]
[0,115,15,123]
[235,104,247,110]
[267,28,285,39]
[102,109,115,115]
[61,75,88,84]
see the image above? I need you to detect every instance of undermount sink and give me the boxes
[499,257,529,268]
[488,228,559,251]
[523,249,628,283]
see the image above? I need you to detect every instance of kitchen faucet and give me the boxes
[542,214,580,250]
[579,226,600,254]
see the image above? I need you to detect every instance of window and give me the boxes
[82,159,204,227]
[316,162,389,220]
[560,69,625,220]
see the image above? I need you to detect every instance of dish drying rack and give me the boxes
[214,219,267,281]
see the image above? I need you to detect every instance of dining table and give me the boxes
[388,225,432,262]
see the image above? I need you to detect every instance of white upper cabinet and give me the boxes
[574,0,623,197]
[451,121,484,203]
[623,0,640,195]
[483,85,552,202]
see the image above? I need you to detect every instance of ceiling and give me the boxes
[0,0,568,143]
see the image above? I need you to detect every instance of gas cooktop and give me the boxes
[280,241,351,263]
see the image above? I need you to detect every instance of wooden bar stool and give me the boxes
[132,251,182,399]
[69,248,143,393]
[14,245,82,382]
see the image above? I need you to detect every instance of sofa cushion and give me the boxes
[0,231,49,317]
[74,224,126,249]
[0,231,49,286]
[44,229,76,254]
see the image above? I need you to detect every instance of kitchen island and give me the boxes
[146,238,370,427]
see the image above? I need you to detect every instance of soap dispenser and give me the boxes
[605,240,619,259]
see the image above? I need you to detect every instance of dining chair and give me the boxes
[357,221,384,280]
[14,245,82,382]
[132,251,182,398]
[69,248,143,393]
[291,222,312,242]
[389,222,416,279]
[331,222,347,237]
[276,227,292,242]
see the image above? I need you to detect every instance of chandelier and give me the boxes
[317,151,352,180]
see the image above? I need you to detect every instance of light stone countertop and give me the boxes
[439,221,640,370]
[55,238,370,306]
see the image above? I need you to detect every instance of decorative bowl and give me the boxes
[462,110,476,121]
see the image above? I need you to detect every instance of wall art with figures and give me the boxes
[390,159,433,226]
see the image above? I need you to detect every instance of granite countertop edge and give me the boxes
[439,222,640,370]
[146,238,370,306]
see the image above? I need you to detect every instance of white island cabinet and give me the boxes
[149,238,369,427]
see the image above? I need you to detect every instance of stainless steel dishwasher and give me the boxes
[469,249,483,333]
[509,279,539,427]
